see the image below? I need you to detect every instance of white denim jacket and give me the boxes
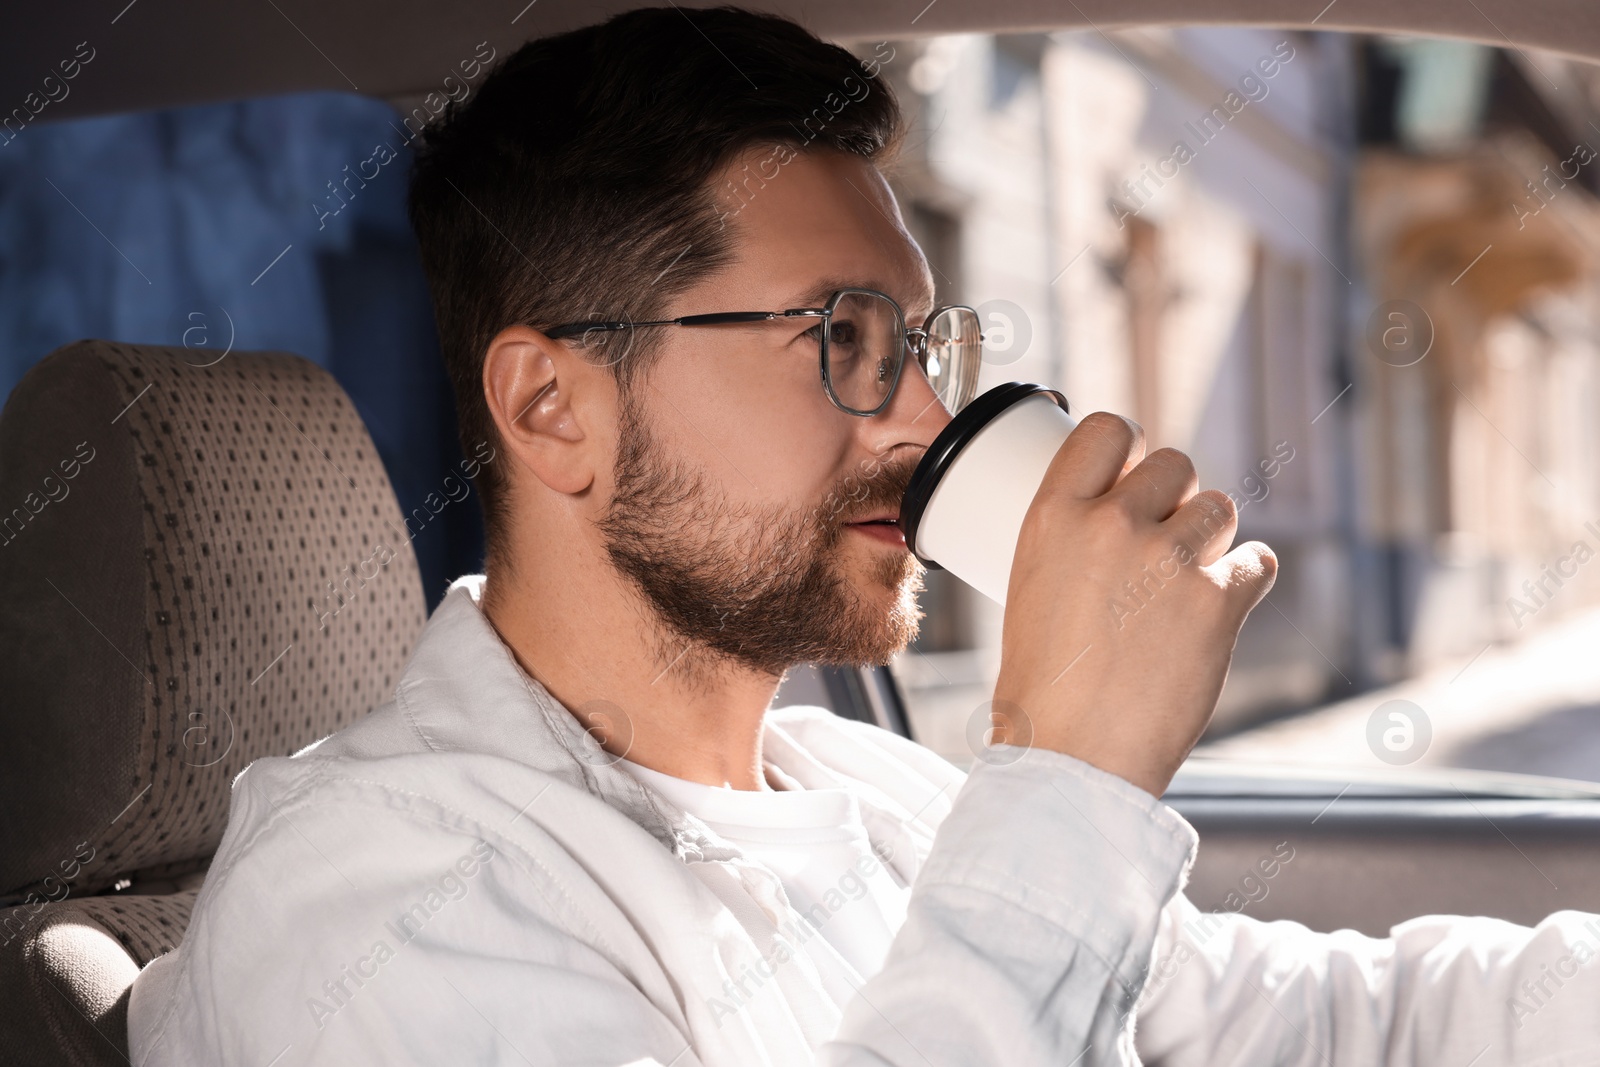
[129,577,1600,1066]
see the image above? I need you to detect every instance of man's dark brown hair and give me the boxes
[406,6,903,560]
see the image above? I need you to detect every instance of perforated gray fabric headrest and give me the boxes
[0,341,426,901]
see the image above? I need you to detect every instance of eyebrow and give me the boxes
[785,277,938,318]
[787,277,867,307]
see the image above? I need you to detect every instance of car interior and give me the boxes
[5,0,1600,1063]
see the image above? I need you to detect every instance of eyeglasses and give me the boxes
[544,287,985,417]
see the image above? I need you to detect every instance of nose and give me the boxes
[864,351,952,458]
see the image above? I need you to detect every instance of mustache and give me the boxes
[819,455,919,526]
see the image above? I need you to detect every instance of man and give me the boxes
[129,8,1600,1065]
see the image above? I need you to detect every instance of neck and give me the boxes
[481,540,782,791]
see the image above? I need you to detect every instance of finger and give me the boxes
[1040,411,1146,501]
[1163,488,1238,567]
[1111,447,1198,523]
[1206,540,1278,617]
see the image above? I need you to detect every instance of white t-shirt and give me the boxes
[619,757,910,978]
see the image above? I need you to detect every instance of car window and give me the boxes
[0,91,485,602]
[6,28,1599,790]
[887,28,1600,786]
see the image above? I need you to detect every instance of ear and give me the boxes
[482,325,604,496]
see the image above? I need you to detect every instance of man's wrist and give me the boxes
[1014,727,1173,799]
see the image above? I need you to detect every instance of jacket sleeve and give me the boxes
[1134,887,1600,1065]
[822,746,1198,1065]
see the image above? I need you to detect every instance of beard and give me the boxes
[597,389,924,679]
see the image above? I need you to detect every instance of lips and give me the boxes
[845,514,906,547]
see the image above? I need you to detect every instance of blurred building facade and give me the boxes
[875,29,1600,763]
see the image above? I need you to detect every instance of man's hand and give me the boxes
[991,412,1277,797]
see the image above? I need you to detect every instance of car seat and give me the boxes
[0,340,426,1065]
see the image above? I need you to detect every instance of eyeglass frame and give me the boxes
[542,287,984,417]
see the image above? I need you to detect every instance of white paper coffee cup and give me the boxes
[900,383,1076,605]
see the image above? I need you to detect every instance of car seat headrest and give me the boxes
[0,341,426,902]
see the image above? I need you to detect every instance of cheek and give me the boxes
[662,336,857,510]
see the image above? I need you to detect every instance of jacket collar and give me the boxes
[391,576,742,861]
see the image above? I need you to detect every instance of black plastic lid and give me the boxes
[899,382,1069,570]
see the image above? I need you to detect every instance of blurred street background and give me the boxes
[876,28,1600,782]
[1201,601,1600,782]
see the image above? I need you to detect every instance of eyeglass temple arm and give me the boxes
[650,308,828,326]
[545,308,829,340]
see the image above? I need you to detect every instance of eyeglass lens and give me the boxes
[924,306,983,415]
[825,292,984,416]
[824,291,905,414]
